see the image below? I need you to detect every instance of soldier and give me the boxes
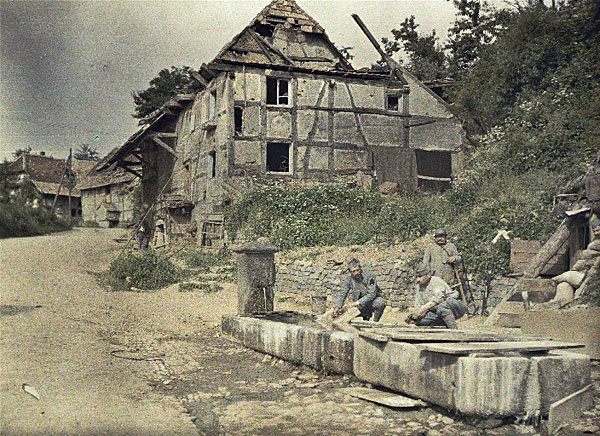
[422,228,461,286]
[406,263,467,329]
[334,258,386,322]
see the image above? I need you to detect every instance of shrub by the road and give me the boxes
[107,250,180,291]
[0,202,72,238]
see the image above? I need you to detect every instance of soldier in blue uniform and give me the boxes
[334,258,387,322]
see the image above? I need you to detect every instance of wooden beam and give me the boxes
[132,153,149,166]
[118,164,142,179]
[150,135,178,158]
[150,132,177,138]
[485,217,574,326]
[190,71,208,88]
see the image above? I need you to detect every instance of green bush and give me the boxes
[0,203,72,238]
[107,250,180,291]
[180,248,231,271]
[224,184,448,250]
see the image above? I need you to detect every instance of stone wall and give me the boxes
[273,241,512,312]
[274,242,423,309]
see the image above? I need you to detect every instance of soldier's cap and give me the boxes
[434,229,447,237]
[347,258,361,270]
[415,262,431,276]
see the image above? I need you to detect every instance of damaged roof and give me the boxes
[78,147,137,190]
[213,0,353,72]
[8,153,96,197]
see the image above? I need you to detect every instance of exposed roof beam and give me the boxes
[191,71,209,89]
[150,131,178,138]
[118,164,142,179]
[150,135,178,158]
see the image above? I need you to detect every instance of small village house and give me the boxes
[100,0,467,247]
[8,152,95,217]
[78,149,138,228]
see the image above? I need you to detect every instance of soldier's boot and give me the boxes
[441,313,458,329]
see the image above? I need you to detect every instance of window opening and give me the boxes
[234,106,243,135]
[387,95,399,111]
[208,151,216,178]
[267,142,290,173]
[266,78,289,106]
[415,149,452,191]
[253,23,275,38]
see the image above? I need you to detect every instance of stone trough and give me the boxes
[221,311,592,419]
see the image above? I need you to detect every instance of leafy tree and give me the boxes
[382,16,449,81]
[12,146,32,159]
[446,0,511,77]
[132,66,194,123]
[73,143,99,161]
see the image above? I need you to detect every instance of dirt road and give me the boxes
[0,228,197,436]
[1,229,598,436]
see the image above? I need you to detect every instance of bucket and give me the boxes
[311,294,328,315]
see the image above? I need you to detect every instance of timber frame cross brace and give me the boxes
[149,132,178,159]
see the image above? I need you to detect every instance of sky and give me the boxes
[0,0,506,162]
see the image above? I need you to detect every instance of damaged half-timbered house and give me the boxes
[101,0,467,247]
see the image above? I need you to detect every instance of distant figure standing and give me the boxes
[422,229,461,286]
[334,258,387,322]
[136,221,149,250]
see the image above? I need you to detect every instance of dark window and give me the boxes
[387,95,399,111]
[208,151,216,178]
[267,142,290,173]
[234,106,243,134]
[415,150,452,191]
[266,78,289,105]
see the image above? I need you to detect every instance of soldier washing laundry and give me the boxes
[422,228,462,286]
[334,258,387,322]
[406,263,467,329]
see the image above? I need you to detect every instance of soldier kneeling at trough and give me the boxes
[334,258,387,322]
[406,262,467,329]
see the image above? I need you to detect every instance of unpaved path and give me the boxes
[2,228,598,436]
[0,228,197,436]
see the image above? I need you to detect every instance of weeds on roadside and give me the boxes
[107,250,181,291]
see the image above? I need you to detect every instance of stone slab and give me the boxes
[221,314,354,374]
[420,341,584,355]
[520,308,600,359]
[340,387,426,408]
[353,336,591,417]
[547,384,594,435]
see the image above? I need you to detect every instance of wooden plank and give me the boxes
[547,385,594,435]
[150,135,178,158]
[358,331,390,342]
[369,332,507,343]
[421,341,585,355]
[340,387,426,408]
[485,218,573,326]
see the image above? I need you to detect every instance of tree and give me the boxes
[382,16,449,81]
[446,0,511,77]
[12,146,32,159]
[73,144,99,161]
[132,66,194,123]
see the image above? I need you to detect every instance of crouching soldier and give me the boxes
[406,263,467,329]
[335,258,386,322]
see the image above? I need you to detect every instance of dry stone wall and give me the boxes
[273,240,510,312]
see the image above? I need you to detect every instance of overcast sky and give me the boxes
[0,0,507,162]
